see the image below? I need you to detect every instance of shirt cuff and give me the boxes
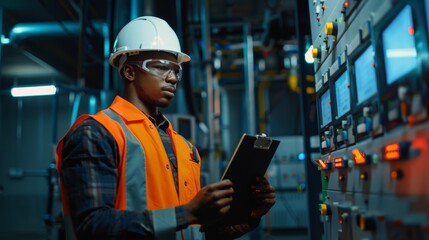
[175,205,188,231]
[153,208,177,239]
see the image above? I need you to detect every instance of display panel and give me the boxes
[354,45,378,104]
[382,5,418,85]
[320,89,332,127]
[335,71,351,118]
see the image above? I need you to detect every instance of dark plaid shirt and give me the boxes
[60,113,186,239]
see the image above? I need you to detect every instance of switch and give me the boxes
[398,86,409,122]
[324,130,332,148]
[325,22,338,36]
[364,107,373,132]
[319,203,331,216]
[315,5,321,15]
[357,213,377,231]
[312,47,321,59]
[341,120,349,142]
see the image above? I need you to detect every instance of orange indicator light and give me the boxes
[352,148,367,165]
[384,143,401,161]
[318,160,327,169]
[334,157,344,168]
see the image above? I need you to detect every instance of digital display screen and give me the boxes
[335,71,351,118]
[320,89,332,127]
[382,5,418,85]
[354,45,378,104]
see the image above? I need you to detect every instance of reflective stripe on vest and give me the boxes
[104,109,148,211]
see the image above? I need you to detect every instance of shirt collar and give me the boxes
[109,96,170,130]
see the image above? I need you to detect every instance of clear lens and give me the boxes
[129,59,183,81]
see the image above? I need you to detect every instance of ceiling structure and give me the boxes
[0,0,297,91]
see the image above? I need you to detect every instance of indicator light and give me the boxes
[359,172,368,180]
[352,149,368,165]
[334,157,348,168]
[391,169,404,179]
[383,141,410,161]
[317,159,327,169]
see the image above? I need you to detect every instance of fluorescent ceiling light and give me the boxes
[11,85,57,97]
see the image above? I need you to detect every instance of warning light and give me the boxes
[352,149,367,165]
[383,142,410,161]
[344,1,349,8]
[334,157,346,168]
[391,169,404,179]
[408,26,415,35]
[317,159,327,169]
[359,172,368,180]
[314,159,332,170]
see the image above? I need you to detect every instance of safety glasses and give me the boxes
[128,59,183,81]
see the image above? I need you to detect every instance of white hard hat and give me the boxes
[109,16,190,68]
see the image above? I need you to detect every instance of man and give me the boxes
[56,16,275,239]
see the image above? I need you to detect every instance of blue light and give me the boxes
[298,152,306,161]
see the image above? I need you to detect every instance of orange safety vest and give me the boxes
[56,96,203,239]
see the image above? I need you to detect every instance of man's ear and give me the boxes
[122,64,136,81]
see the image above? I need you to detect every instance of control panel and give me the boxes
[309,0,429,239]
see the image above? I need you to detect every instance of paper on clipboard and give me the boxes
[219,133,280,226]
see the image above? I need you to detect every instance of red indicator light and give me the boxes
[370,63,375,68]
[344,1,349,8]
[352,149,367,165]
[384,143,400,161]
[408,26,415,35]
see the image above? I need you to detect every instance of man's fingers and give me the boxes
[209,179,233,190]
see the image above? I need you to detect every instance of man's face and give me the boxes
[129,52,180,108]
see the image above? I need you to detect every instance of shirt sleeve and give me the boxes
[60,119,186,239]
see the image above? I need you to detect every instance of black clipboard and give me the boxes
[218,133,280,226]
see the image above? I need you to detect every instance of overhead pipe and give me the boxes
[9,21,81,42]
[9,20,111,108]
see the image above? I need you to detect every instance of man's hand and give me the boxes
[250,176,276,219]
[184,179,234,226]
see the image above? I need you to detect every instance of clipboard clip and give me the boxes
[253,133,272,150]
